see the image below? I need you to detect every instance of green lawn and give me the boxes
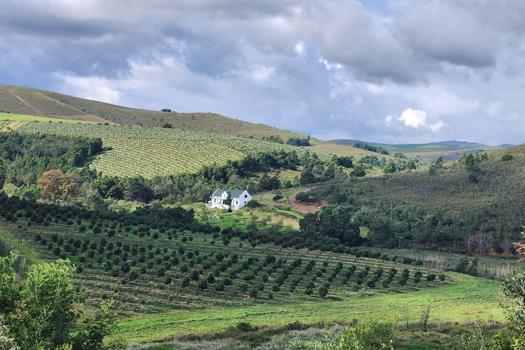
[0,229,43,264]
[113,273,503,344]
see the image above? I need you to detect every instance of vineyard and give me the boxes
[0,198,447,314]
[17,122,317,178]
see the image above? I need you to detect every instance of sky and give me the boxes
[1,0,524,145]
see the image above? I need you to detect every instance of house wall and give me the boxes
[207,190,251,210]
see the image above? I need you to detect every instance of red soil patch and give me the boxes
[289,191,326,214]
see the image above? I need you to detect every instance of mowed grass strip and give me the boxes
[113,273,503,344]
[0,112,96,124]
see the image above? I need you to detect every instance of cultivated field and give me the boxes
[17,122,307,178]
[1,217,447,313]
[0,198,505,347]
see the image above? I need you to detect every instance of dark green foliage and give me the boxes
[258,173,280,191]
[272,193,283,201]
[428,157,444,175]
[286,136,311,146]
[318,284,329,298]
[0,254,124,350]
[414,271,422,283]
[353,142,390,155]
[426,273,436,282]
[336,156,354,168]
[502,154,513,161]
[299,205,366,247]
[350,164,366,177]
[312,149,525,251]
[0,132,102,188]
[295,191,311,202]
[460,152,487,183]
[94,149,309,203]
[261,135,284,144]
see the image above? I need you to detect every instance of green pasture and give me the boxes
[114,273,503,344]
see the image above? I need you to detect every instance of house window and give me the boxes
[244,195,248,198]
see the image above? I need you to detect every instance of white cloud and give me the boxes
[318,58,343,71]
[294,40,305,55]
[398,108,427,128]
[396,108,445,132]
[55,74,121,104]
[252,66,275,82]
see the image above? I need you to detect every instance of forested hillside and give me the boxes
[308,147,525,253]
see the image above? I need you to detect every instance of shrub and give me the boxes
[318,284,329,298]
[292,321,395,350]
[236,322,253,332]
[198,280,208,290]
[414,271,422,283]
[215,282,225,291]
[426,273,436,282]
[295,192,311,203]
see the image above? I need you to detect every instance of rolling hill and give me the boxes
[0,84,304,139]
[0,84,380,178]
[331,139,504,162]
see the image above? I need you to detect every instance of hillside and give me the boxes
[331,139,503,161]
[0,85,380,180]
[311,145,525,252]
[16,122,306,178]
[0,84,304,139]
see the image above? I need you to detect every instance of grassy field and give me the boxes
[112,273,502,344]
[186,203,302,230]
[0,112,100,127]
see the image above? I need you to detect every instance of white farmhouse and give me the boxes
[206,188,252,210]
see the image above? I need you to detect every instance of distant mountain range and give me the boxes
[330,139,512,162]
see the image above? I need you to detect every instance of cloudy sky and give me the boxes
[1,0,524,145]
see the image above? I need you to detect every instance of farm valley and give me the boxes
[0,85,524,348]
